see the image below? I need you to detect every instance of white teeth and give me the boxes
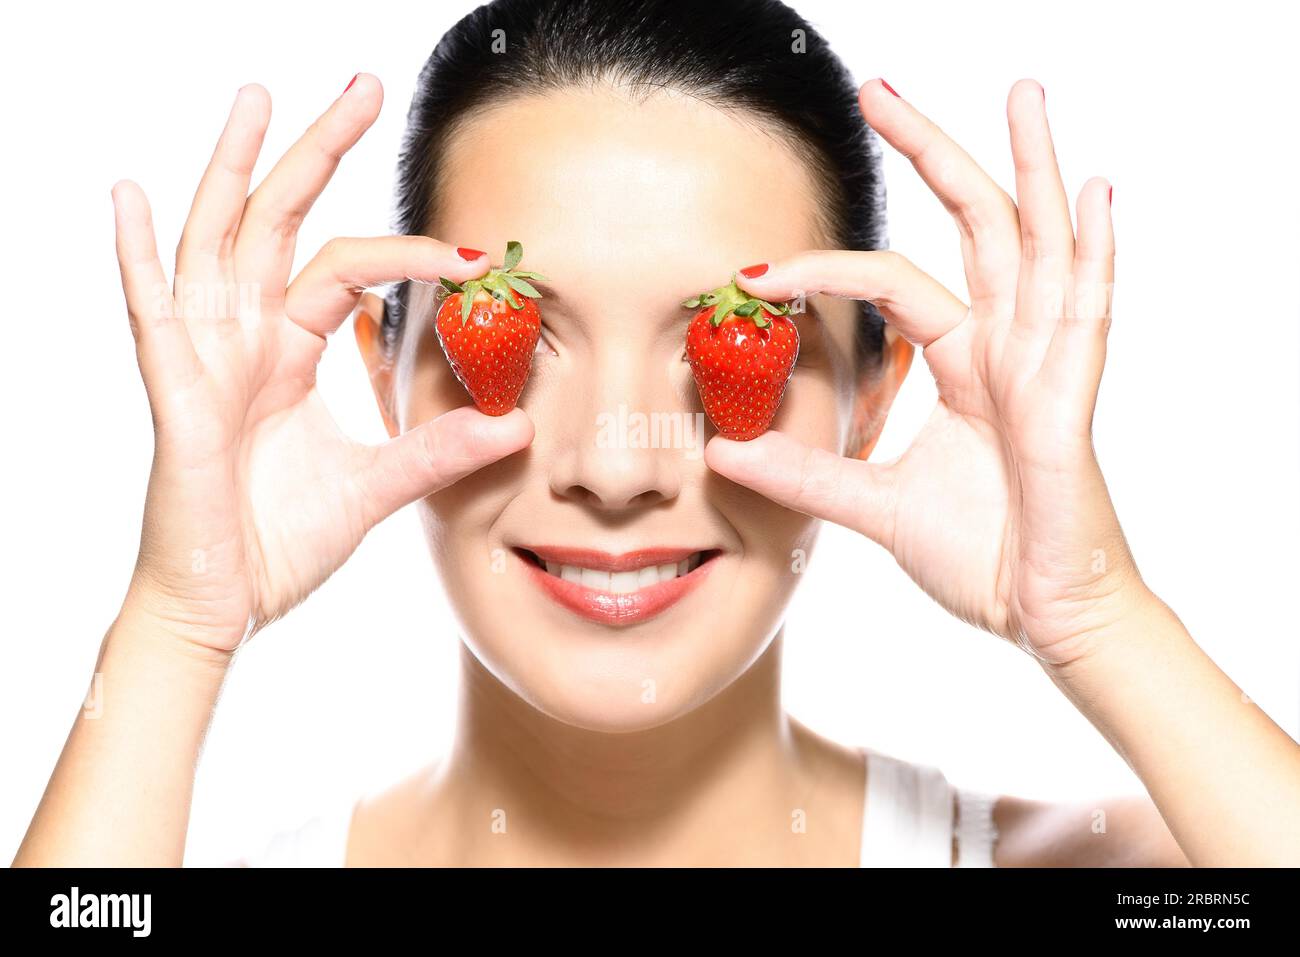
[609,571,640,594]
[581,568,610,591]
[541,553,706,592]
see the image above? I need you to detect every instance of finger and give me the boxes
[234,73,382,301]
[112,180,202,391]
[735,249,973,392]
[175,84,271,280]
[859,79,1020,306]
[1072,180,1115,308]
[1043,178,1114,424]
[355,407,534,526]
[734,250,968,348]
[1007,79,1075,338]
[285,236,488,339]
[704,430,896,546]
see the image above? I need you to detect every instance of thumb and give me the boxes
[356,406,533,524]
[704,430,896,545]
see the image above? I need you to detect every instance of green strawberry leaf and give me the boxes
[734,301,759,317]
[503,274,542,299]
[508,270,548,281]
[682,296,703,308]
[440,277,464,294]
[461,290,473,323]
[503,240,523,271]
[482,275,508,305]
[489,280,522,310]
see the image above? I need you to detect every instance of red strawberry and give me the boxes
[683,280,799,440]
[436,241,548,415]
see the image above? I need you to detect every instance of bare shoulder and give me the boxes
[990,792,1191,867]
[346,760,443,866]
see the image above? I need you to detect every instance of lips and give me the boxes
[513,545,719,626]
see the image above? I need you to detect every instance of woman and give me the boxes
[15,0,1300,867]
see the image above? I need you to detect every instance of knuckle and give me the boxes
[871,250,911,300]
[246,194,306,244]
[964,198,1013,237]
[410,234,442,255]
[792,446,834,507]
[878,249,911,276]
[414,423,445,477]
[319,235,350,263]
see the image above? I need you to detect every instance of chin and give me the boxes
[443,548,788,733]
[467,631,765,733]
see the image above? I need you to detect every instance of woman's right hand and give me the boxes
[113,75,532,655]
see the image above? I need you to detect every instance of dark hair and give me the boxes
[385,0,886,364]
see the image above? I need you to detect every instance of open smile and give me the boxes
[512,545,721,626]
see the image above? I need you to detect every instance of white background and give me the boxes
[2,0,1296,865]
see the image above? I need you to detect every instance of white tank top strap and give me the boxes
[858,746,998,868]
[241,796,356,867]
[954,788,1000,867]
[858,746,955,866]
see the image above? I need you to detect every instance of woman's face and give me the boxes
[362,86,891,732]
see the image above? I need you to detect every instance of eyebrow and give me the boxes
[531,284,576,317]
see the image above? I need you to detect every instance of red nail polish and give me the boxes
[880,79,900,98]
[739,263,769,279]
[1108,186,1113,206]
[344,73,359,94]
[457,247,486,261]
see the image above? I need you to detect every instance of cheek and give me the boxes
[400,326,537,577]
[416,449,535,573]
[701,329,839,603]
[775,361,850,454]
[396,322,475,431]
[705,462,822,587]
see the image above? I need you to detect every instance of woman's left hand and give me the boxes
[708,79,1141,667]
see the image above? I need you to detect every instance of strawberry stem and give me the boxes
[439,241,548,324]
[681,279,790,327]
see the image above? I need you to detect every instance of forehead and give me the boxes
[434,85,828,282]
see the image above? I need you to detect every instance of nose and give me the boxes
[547,347,687,511]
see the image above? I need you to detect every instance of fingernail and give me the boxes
[1108,186,1113,207]
[344,73,359,94]
[457,247,486,261]
[880,79,900,98]
[739,263,769,279]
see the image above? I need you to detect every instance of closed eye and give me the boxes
[534,326,559,357]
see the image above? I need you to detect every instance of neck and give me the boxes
[432,628,855,864]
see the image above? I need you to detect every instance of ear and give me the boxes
[845,325,914,460]
[353,291,400,438]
